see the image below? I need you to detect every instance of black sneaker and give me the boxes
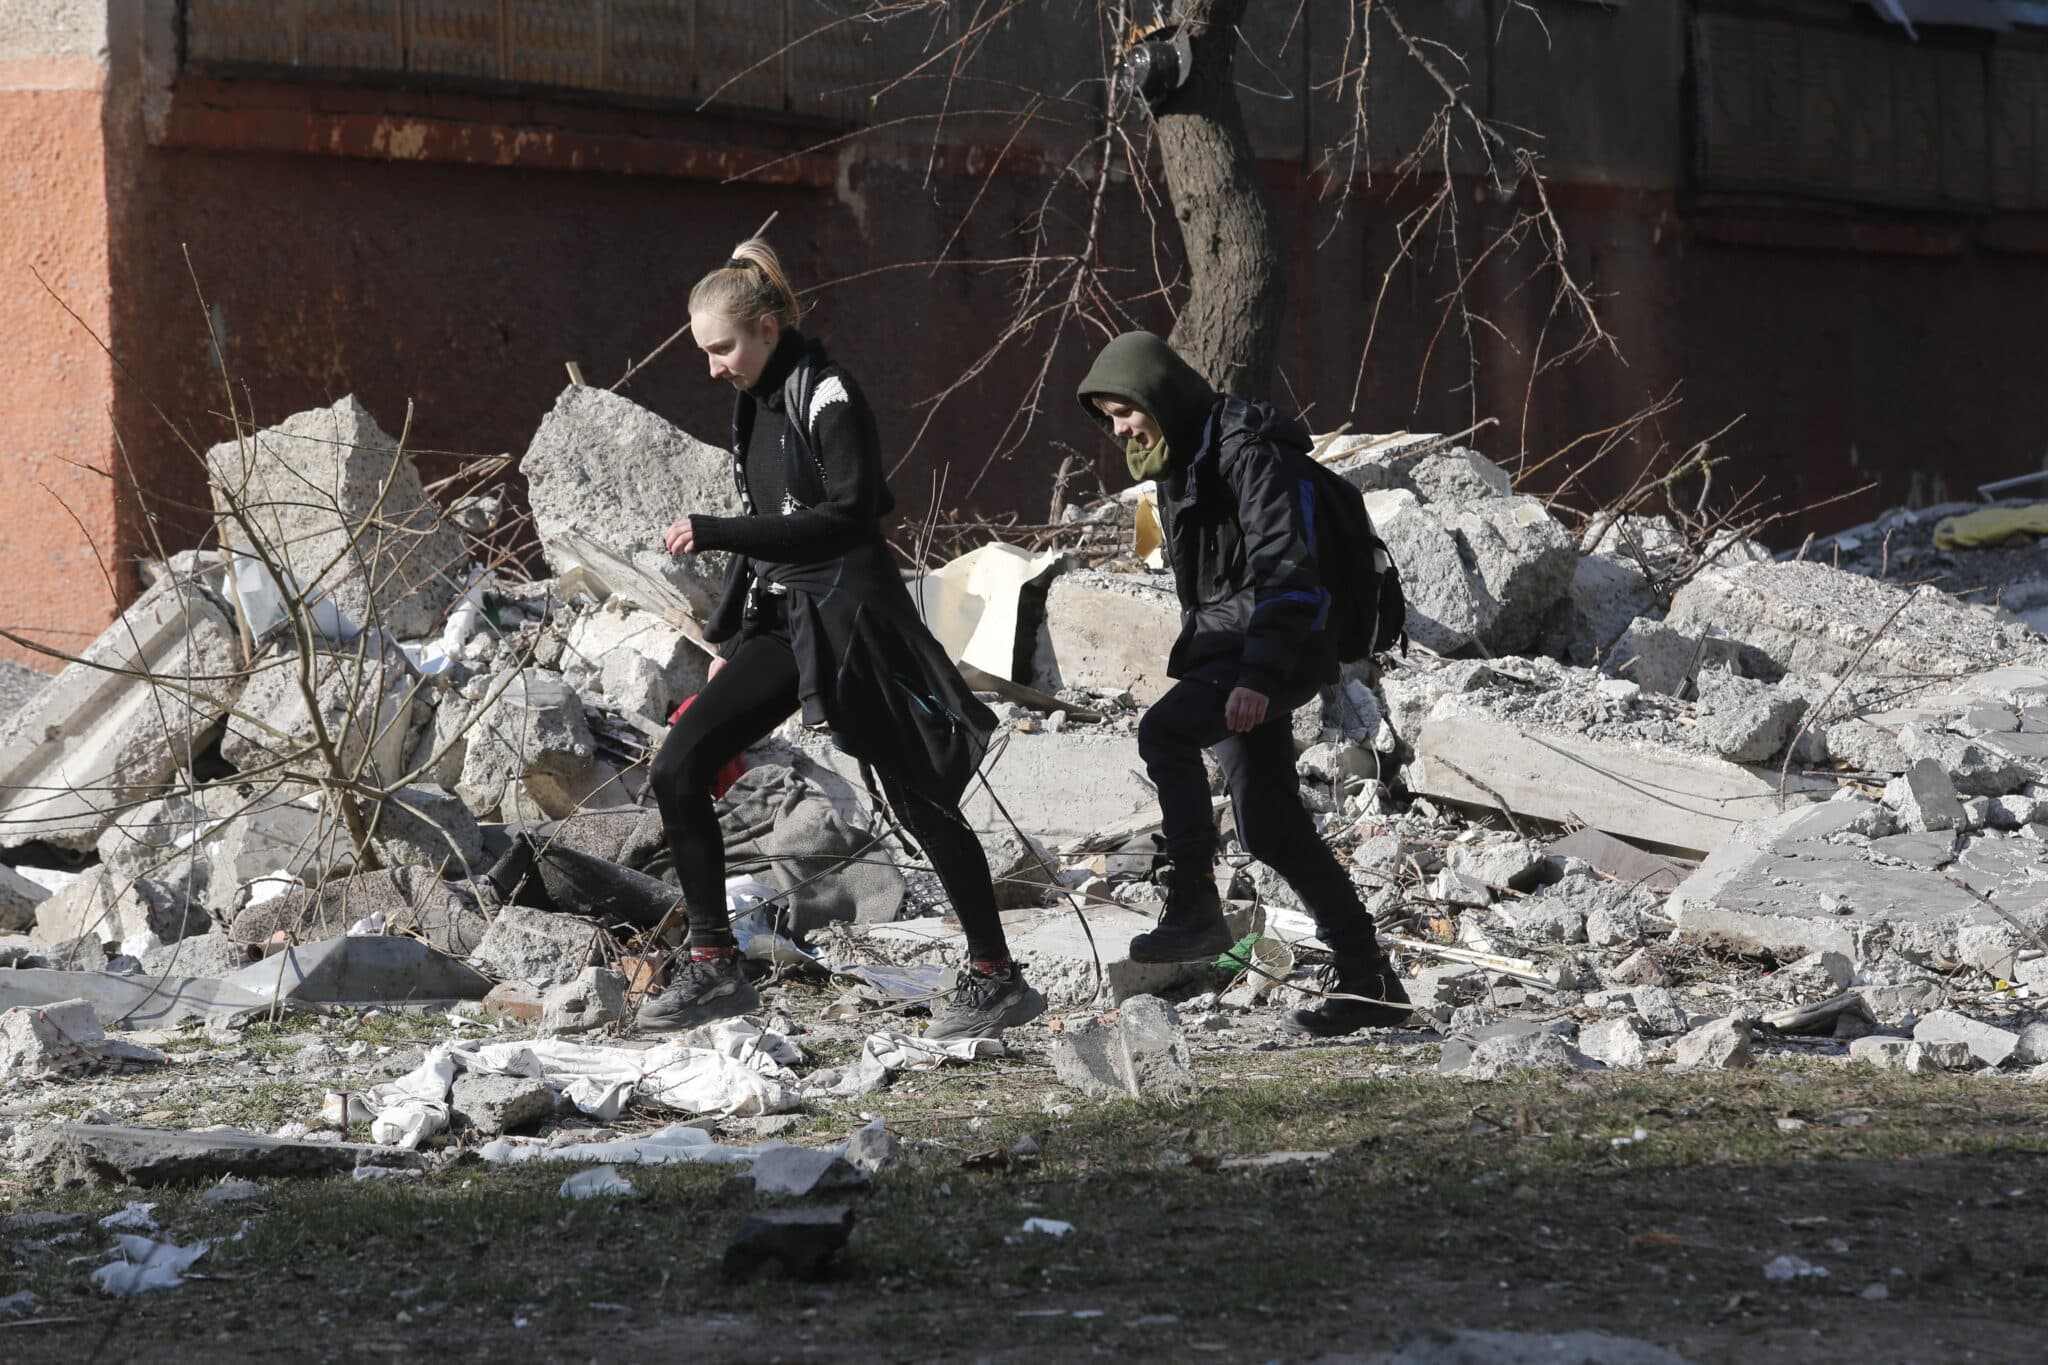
[926,962,1047,1041]
[635,955,760,1033]
[1127,866,1234,964]
[1280,951,1413,1037]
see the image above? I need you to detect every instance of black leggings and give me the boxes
[647,630,1011,961]
[1136,664,1381,960]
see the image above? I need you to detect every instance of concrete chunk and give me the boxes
[1031,569,1181,703]
[563,600,709,722]
[204,396,465,638]
[1887,759,1969,833]
[540,966,627,1035]
[456,670,601,821]
[0,863,48,934]
[448,1073,554,1136]
[1461,1028,1598,1079]
[1913,1009,2020,1067]
[1440,496,1578,656]
[469,906,601,987]
[1051,994,1197,1099]
[0,998,107,1076]
[521,386,741,619]
[0,577,241,852]
[1577,1016,1647,1069]
[1671,1016,1753,1070]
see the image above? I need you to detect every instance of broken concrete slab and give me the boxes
[223,935,490,1007]
[456,669,603,822]
[220,642,424,789]
[1666,560,2048,687]
[1030,568,1181,703]
[0,576,242,852]
[1406,710,1832,858]
[1913,1009,2020,1067]
[199,795,331,921]
[205,396,466,639]
[1668,798,2042,962]
[469,905,602,988]
[449,1073,554,1136]
[27,1123,426,1188]
[540,966,626,1035]
[1001,903,1247,1007]
[1051,994,1197,1100]
[722,1205,853,1282]
[521,385,742,620]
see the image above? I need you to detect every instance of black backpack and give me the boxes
[1305,461,1409,660]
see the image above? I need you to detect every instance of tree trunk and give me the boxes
[1153,0,1284,400]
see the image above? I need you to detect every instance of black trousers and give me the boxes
[647,629,1011,960]
[1136,663,1380,960]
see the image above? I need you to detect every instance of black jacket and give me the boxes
[695,332,996,806]
[1157,397,1339,695]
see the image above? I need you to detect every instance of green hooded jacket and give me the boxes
[1076,331,1339,697]
[1074,331,1218,481]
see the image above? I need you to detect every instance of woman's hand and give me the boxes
[664,517,699,556]
[707,655,729,683]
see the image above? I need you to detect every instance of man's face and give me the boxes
[1093,397,1163,449]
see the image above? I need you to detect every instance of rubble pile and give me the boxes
[3,389,2047,1233]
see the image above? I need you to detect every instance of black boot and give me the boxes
[1128,864,1234,964]
[1281,949,1412,1037]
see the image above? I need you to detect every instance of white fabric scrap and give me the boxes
[821,1031,1007,1098]
[480,1123,761,1168]
[559,1166,639,1200]
[91,1235,209,1296]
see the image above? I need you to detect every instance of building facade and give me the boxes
[4,0,2046,669]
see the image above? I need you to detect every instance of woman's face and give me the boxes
[691,311,780,389]
[1093,397,1163,450]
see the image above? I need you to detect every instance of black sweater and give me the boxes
[689,329,883,565]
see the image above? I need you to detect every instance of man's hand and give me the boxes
[664,517,699,556]
[706,655,729,683]
[1224,686,1270,733]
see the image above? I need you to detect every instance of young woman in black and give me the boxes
[637,238,1044,1041]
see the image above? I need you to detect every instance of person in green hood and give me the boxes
[1077,331,1410,1037]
